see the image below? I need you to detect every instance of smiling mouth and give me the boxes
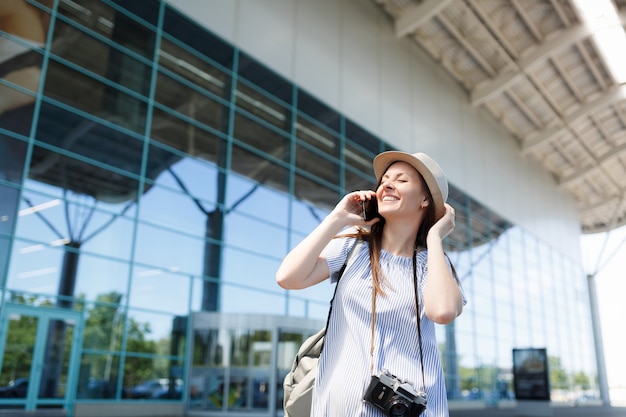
[382,196,399,202]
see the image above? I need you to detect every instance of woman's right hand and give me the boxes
[276,190,378,290]
[330,190,379,227]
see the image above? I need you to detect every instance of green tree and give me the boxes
[573,371,590,390]
[549,355,568,390]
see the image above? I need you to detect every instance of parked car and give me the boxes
[130,379,167,399]
[0,378,28,398]
[152,383,183,400]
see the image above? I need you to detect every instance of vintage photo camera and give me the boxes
[363,369,426,417]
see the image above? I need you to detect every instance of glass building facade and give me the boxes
[0,0,598,415]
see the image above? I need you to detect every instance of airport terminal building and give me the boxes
[0,0,606,416]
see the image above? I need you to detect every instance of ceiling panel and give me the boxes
[372,0,626,233]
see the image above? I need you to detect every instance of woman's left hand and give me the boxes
[428,203,455,240]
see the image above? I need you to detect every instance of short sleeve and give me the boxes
[322,234,357,284]
[418,250,468,306]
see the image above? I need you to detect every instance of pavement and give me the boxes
[449,405,626,417]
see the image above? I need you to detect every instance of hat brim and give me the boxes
[373,151,447,221]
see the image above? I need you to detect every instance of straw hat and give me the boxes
[372,151,448,221]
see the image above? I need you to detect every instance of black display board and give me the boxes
[512,348,550,400]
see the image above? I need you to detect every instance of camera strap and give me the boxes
[368,248,426,392]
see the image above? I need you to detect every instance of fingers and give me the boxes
[350,190,376,202]
[445,203,456,220]
[336,191,378,225]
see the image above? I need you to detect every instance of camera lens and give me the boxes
[388,397,410,416]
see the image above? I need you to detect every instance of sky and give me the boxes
[580,226,626,395]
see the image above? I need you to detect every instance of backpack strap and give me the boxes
[320,238,362,352]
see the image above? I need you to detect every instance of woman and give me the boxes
[276,151,466,417]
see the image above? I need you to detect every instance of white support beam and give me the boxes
[559,139,626,187]
[471,23,591,106]
[522,84,626,154]
[394,0,453,38]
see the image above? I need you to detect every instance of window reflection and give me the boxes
[228,329,271,410]
[233,112,289,161]
[226,173,289,228]
[0,137,28,185]
[151,106,226,157]
[130,268,190,314]
[221,248,281,289]
[78,353,123,399]
[0,0,601,409]
[134,221,204,275]
[224,213,287,258]
[139,182,209,237]
[220,285,285,316]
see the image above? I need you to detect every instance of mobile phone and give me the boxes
[361,198,379,221]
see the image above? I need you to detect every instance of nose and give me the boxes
[382,181,394,190]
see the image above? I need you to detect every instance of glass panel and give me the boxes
[55,0,156,59]
[39,317,76,400]
[0,313,37,401]
[226,373,247,409]
[140,156,218,237]
[130,268,190,314]
[220,283,286,316]
[223,213,287,257]
[74,255,131,302]
[7,240,131,305]
[82,297,124,351]
[0,20,44,136]
[345,120,380,155]
[228,329,271,411]
[0,237,9,281]
[230,144,290,199]
[42,62,148,134]
[296,143,339,188]
[139,157,217,276]
[294,173,338,213]
[154,56,229,141]
[190,328,224,409]
[126,310,179,347]
[295,114,339,158]
[344,145,377,192]
[277,330,306,407]
[35,105,146,174]
[158,37,230,100]
[226,173,289,228]
[125,358,182,400]
[297,89,340,133]
[237,53,292,105]
[5,240,62,297]
[221,248,283,291]
[77,353,123,399]
[163,6,234,70]
[50,19,153,95]
[233,112,289,160]
[134,221,203,276]
[289,199,328,237]
[0,185,20,236]
[110,0,160,27]
[150,107,226,158]
[0,136,28,185]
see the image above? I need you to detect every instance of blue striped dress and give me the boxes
[311,235,465,417]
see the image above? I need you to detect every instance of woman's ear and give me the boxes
[421,197,429,209]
